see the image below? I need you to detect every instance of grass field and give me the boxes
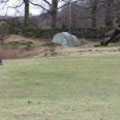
[0,55,120,120]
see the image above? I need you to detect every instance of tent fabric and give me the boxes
[52,32,80,46]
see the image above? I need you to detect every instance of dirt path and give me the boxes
[53,46,120,56]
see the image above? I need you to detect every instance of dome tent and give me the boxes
[52,32,80,46]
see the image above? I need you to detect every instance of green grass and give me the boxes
[0,55,120,120]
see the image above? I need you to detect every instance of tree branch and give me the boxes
[6,2,24,9]
[58,0,78,9]
[5,2,24,16]
[0,0,9,4]
[43,0,52,7]
[29,0,51,13]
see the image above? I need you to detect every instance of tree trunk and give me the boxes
[101,28,120,46]
[105,0,114,27]
[68,0,72,32]
[0,29,4,45]
[51,0,58,30]
[24,0,30,27]
[91,0,98,28]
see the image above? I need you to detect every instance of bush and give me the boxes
[6,19,108,39]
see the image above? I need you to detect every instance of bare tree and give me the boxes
[105,0,115,27]
[89,0,98,28]
[23,0,30,26]
[29,0,59,30]
[1,0,80,29]
[51,0,58,29]
[0,0,29,26]
[30,0,79,30]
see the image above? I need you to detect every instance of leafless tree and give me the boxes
[5,0,29,26]
[29,0,79,30]
[23,0,30,26]
[105,0,115,27]
[89,0,98,28]
[1,0,78,29]
[0,0,29,26]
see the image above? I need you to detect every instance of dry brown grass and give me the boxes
[54,46,120,56]
[0,35,49,59]
[1,34,120,59]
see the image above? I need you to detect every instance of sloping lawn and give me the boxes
[0,55,120,120]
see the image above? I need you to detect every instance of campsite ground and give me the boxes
[0,55,120,120]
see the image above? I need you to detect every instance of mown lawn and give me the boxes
[0,55,120,120]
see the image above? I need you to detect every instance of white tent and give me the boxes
[52,32,80,46]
